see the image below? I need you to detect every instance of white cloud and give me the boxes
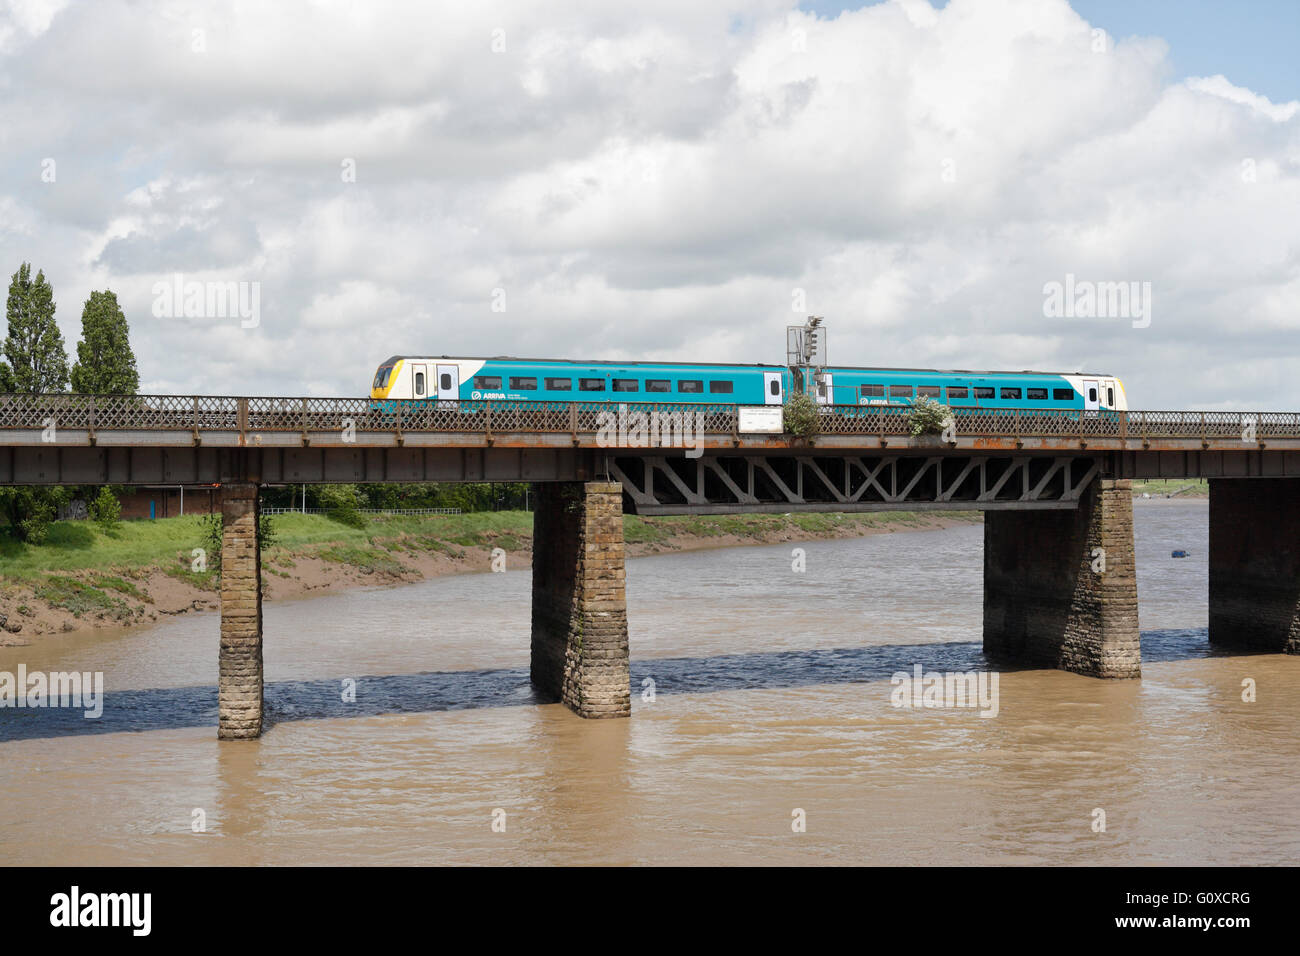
[0,0,1296,410]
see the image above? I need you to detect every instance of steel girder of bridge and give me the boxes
[606,453,1102,515]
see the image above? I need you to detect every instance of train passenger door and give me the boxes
[411,363,428,400]
[815,373,834,406]
[1083,379,1100,415]
[436,364,459,401]
[763,371,783,405]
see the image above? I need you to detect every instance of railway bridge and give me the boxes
[2,393,1298,738]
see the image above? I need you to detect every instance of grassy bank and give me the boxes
[0,509,978,582]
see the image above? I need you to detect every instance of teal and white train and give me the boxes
[370,355,1128,412]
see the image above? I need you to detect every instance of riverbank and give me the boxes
[1130,478,1208,498]
[0,509,982,641]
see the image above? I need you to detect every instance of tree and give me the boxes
[70,290,139,395]
[0,486,70,544]
[89,486,123,533]
[2,262,69,394]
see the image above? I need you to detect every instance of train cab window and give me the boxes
[646,379,671,393]
[860,384,884,398]
[678,380,704,393]
[545,377,572,391]
[373,367,391,388]
[474,375,502,389]
[708,380,734,394]
[1107,387,1115,406]
[974,387,995,399]
[1001,388,1022,400]
[1026,388,1048,401]
[415,372,425,395]
[889,385,912,398]
[579,378,606,392]
[510,376,537,390]
[946,386,969,401]
[440,373,452,391]
[917,386,941,398]
[612,378,639,392]
[1053,388,1074,401]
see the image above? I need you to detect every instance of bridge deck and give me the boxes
[3,396,1299,494]
[0,394,1297,452]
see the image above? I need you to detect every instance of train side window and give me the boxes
[579,378,606,392]
[646,379,671,392]
[1053,388,1074,401]
[440,373,452,391]
[1001,388,1022,399]
[917,385,941,398]
[1088,386,1097,402]
[678,380,704,393]
[1107,387,1115,406]
[1026,388,1048,401]
[974,387,995,399]
[415,372,425,395]
[769,379,780,397]
[612,378,639,392]
[545,377,572,391]
[860,384,884,398]
[510,376,537,390]
[474,375,502,389]
[946,386,969,401]
[708,380,734,394]
[888,384,912,398]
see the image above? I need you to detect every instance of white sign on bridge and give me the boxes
[738,406,784,434]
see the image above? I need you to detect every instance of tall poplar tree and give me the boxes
[2,262,69,394]
[70,290,139,394]
[0,263,70,543]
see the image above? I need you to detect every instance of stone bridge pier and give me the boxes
[983,478,1141,677]
[218,482,264,739]
[530,481,631,718]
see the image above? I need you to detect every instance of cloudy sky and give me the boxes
[0,0,1296,407]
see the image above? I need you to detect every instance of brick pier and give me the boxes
[1209,478,1300,654]
[983,478,1141,677]
[219,482,264,739]
[530,481,631,717]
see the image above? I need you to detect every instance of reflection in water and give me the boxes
[2,499,1298,865]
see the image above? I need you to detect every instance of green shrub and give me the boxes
[316,484,367,528]
[907,397,954,437]
[89,487,122,533]
[783,392,819,437]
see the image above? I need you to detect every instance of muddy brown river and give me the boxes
[2,499,1297,865]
